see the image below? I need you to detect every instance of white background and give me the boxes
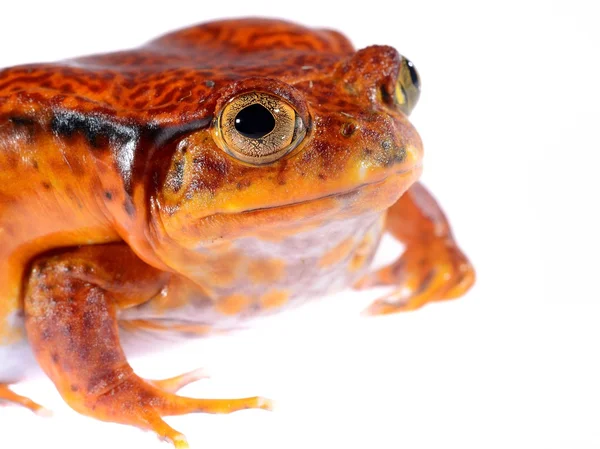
[1,1,599,448]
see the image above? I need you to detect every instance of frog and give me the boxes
[0,18,475,448]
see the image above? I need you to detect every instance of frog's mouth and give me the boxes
[185,164,423,244]
[239,165,421,215]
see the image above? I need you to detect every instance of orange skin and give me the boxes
[0,19,475,447]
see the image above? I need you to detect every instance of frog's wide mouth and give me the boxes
[235,164,422,215]
[171,164,423,246]
[148,164,422,271]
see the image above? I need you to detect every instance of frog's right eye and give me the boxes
[394,58,421,115]
[214,91,306,165]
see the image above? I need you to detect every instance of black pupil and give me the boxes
[407,60,420,91]
[234,104,276,139]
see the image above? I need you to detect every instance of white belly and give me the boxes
[0,315,39,383]
[0,339,39,383]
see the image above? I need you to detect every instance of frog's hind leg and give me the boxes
[355,182,475,315]
[0,383,49,415]
[23,244,272,448]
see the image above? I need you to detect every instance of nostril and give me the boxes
[381,140,393,150]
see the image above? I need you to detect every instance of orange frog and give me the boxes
[0,19,475,447]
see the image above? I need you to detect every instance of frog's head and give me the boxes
[147,44,423,265]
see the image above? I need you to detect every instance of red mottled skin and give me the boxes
[0,18,475,447]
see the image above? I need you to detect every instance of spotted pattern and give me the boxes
[0,19,354,125]
[120,213,385,330]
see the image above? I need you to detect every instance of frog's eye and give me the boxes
[215,92,306,165]
[395,58,421,115]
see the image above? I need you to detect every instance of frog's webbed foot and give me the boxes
[354,182,475,315]
[0,384,50,416]
[23,245,272,448]
[89,373,272,448]
[355,238,475,315]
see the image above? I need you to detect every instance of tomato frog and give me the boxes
[0,18,475,447]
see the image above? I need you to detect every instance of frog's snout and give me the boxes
[329,104,423,181]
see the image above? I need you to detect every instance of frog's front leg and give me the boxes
[23,244,272,448]
[356,182,475,315]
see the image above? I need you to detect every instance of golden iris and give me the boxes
[215,92,306,165]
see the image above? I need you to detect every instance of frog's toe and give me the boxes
[362,278,447,316]
[359,239,475,316]
[146,411,189,448]
[147,367,209,394]
[444,258,477,299]
[0,384,50,416]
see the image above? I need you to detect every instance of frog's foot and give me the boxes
[88,373,273,448]
[23,245,272,448]
[0,384,50,416]
[355,238,475,315]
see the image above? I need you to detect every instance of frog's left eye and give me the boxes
[215,92,306,165]
[394,58,421,115]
